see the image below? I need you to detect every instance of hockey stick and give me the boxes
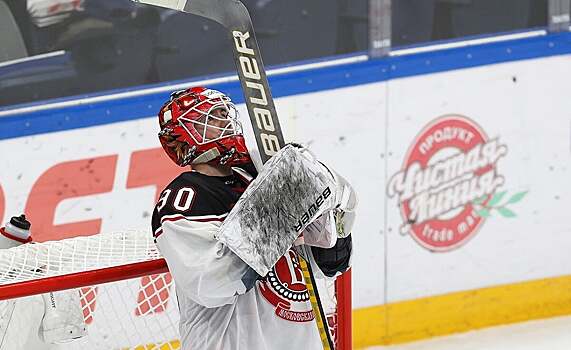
[131,0,335,348]
[134,0,284,164]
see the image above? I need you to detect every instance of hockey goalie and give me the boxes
[152,87,357,349]
[0,215,87,350]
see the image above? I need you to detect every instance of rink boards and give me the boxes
[1,30,571,348]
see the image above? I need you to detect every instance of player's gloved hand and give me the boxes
[310,235,352,277]
[295,212,338,249]
[285,142,358,238]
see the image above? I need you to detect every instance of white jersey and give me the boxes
[152,169,352,350]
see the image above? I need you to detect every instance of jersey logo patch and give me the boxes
[258,249,314,322]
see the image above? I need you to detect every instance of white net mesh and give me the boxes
[0,231,348,350]
[73,274,180,349]
[0,230,161,285]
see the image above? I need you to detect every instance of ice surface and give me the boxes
[366,316,571,350]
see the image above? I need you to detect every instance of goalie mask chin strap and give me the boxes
[192,147,221,165]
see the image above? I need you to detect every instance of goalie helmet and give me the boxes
[158,87,250,167]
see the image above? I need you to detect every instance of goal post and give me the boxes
[335,269,352,350]
[0,230,352,349]
[0,259,168,301]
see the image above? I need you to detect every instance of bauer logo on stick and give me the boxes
[233,30,281,158]
[387,115,510,252]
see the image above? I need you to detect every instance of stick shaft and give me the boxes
[217,8,333,347]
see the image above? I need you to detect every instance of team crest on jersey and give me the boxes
[259,249,314,322]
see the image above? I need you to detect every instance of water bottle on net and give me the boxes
[0,214,32,248]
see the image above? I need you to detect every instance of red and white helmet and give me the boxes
[158,87,250,167]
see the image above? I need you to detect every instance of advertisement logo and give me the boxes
[387,115,526,252]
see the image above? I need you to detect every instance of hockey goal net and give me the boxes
[0,230,351,350]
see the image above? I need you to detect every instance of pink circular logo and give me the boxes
[388,115,507,251]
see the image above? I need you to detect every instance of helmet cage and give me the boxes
[177,95,243,145]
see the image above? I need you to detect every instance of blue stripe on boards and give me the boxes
[1,30,570,140]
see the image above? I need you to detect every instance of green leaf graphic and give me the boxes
[476,209,491,218]
[507,191,528,204]
[472,196,488,205]
[487,191,507,207]
[497,207,516,218]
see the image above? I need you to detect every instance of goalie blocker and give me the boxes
[216,144,357,276]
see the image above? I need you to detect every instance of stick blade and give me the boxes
[130,0,243,30]
[131,0,188,11]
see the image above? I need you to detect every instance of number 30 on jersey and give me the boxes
[157,187,196,212]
